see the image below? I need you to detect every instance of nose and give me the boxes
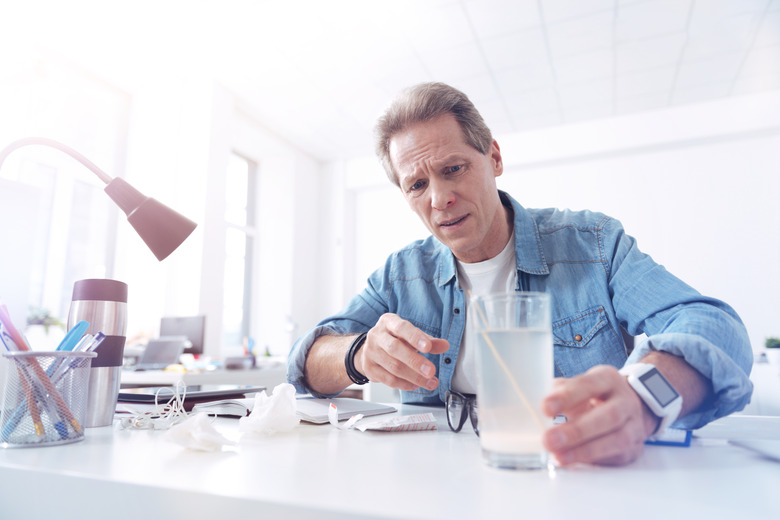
[430,178,455,211]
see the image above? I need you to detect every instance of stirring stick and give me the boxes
[469,292,546,431]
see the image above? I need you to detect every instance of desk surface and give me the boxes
[120,364,287,389]
[1,404,778,520]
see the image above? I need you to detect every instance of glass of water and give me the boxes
[470,292,553,470]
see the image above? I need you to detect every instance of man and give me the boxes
[287,82,753,466]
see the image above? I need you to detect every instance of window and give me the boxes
[221,153,257,349]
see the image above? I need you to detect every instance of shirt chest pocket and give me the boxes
[553,306,608,348]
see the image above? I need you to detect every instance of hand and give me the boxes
[541,365,660,466]
[354,313,450,392]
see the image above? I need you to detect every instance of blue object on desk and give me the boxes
[56,321,89,352]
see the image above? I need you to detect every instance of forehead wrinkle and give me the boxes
[396,147,468,183]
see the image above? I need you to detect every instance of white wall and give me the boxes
[324,91,780,353]
[115,80,324,358]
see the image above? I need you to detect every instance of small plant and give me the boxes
[26,306,65,334]
[766,337,780,349]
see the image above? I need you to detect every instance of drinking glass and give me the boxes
[470,292,553,470]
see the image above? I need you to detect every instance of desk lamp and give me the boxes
[0,137,197,261]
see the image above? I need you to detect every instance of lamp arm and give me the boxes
[0,137,113,185]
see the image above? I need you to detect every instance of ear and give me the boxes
[490,140,503,177]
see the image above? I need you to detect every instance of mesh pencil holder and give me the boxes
[1,350,96,448]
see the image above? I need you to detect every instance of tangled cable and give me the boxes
[119,380,190,430]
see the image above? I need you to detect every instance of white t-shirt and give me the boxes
[451,235,517,394]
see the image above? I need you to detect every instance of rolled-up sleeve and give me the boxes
[628,330,753,429]
[607,218,753,428]
[286,262,393,396]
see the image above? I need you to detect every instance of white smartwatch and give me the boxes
[619,363,682,435]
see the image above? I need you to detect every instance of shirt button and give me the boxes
[454,308,460,314]
[444,357,452,364]
[574,334,583,342]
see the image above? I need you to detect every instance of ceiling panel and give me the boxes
[544,10,614,58]
[3,0,779,162]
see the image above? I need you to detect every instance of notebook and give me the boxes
[118,385,266,411]
[131,336,188,371]
[192,396,397,423]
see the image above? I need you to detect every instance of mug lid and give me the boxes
[71,279,128,303]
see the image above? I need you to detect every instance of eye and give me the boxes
[409,179,426,192]
[446,165,463,175]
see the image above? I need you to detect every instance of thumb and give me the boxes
[429,338,450,354]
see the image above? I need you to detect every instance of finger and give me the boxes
[544,393,634,453]
[381,314,445,354]
[360,345,439,391]
[361,327,439,391]
[542,366,622,417]
[551,420,646,466]
[428,338,450,354]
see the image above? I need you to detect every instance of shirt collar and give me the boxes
[438,191,548,287]
[500,191,549,276]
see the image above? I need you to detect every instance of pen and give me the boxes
[48,333,104,385]
[23,362,69,440]
[0,304,30,350]
[56,320,89,352]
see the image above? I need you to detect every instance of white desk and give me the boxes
[120,365,287,389]
[0,405,778,520]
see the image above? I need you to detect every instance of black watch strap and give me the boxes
[345,333,369,385]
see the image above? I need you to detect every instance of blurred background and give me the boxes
[0,0,778,361]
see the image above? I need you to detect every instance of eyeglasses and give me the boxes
[445,390,479,436]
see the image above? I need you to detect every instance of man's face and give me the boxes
[389,114,508,264]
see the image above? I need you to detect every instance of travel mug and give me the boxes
[67,279,128,427]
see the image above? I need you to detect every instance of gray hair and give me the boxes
[374,82,493,186]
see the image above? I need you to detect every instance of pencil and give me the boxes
[18,366,45,438]
[21,357,82,433]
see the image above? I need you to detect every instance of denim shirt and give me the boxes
[287,191,753,429]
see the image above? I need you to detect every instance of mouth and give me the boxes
[439,215,468,228]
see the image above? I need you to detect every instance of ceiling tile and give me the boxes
[480,28,549,71]
[616,0,693,42]
[418,43,491,82]
[739,43,780,79]
[507,110,563,133]
[493,64,557,93]
[540,0,615,24]
[462,0,541,38]
[674,51,744,89]
[402,3,476,52]
[684,13,764,62]
[671,82,732,105]
[754,10,780,47]
[689,0,769,21]
[504,88,561,119]
[616,32,687,74]
[557,77,613,109]
[553,49,614,85]
[545,10,614,58]
[616,66,677,98]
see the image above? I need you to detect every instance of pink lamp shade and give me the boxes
[104,177,197,261]
[0,137,198,262]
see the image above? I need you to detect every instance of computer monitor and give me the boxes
[159,315,206,356]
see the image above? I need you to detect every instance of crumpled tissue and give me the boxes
[239,383,300,435]
[165,412,237,451]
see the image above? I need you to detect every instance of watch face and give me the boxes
[639,368,679,406]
